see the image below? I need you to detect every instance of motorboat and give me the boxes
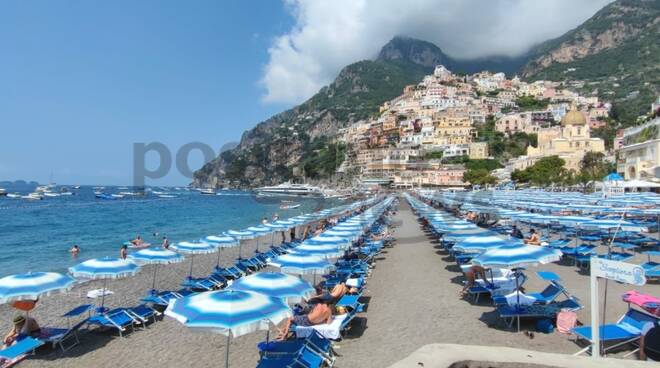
[255,182,324,198]
[0,188,6,197]
[42,192,60,197]
[200,188,216,195]
[6,193,21,198]
[22,192,43,200]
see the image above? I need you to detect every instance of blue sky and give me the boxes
[0,1,293,185]
[0,0,609,186]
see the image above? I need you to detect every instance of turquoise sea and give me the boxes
[0,185,336,276]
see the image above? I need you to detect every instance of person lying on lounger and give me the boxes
[3,315,40,346]
[310,283,358,303]
[276,296,333,340]
[524,229,541,245]
[459,265,489,297]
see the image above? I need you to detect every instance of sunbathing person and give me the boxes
[3,315,40,346]
[276,296,333,340]
[524,229,541,245]
[310,283,357,303]
[460,265,489,297]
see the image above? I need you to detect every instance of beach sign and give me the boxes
[589,257,646,359]
[591,257,646,286]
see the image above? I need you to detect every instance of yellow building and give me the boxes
[523,108,605,171]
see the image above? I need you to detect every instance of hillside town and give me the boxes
[336,65,660,189]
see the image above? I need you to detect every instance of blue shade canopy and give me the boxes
[128,248,184,265]
[69,257,140,279]
[171,241,218,254]
[471,244,562,269]
[226,229,256,239]
[228,272,314,304]
[205,235,240,247]
[164,289,291,337]
[268,253,334,275]
[603,173,624,181]
[290,243,345,259]
[0,272,76,303]
[453,236,522,253]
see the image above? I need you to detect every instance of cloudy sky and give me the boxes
[261,0,613,104]
[1,0,611,185]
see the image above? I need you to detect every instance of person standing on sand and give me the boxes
[120,245,128,259]
[69,244,80,257]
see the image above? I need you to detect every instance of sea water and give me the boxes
[0,186,336,276]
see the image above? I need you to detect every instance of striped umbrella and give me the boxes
[165,290,291,368]
[248,225,273,252]
[304,235,351,249]
[471,244,561,331]
[69,257,141,310]
[268,253,334,276]
[0,272,76,304]
[228,272,314,304]
[291,243,345,259]
[128,248,184,290]
[205,235,240,268]
[226,230,256,258]
[171,241,218,278]
[453,236,522,253]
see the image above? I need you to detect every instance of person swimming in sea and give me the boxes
[131,235,143,246]
[69,244,80,257]
[161,236,170,249]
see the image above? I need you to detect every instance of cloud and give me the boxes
[261,0,613,104]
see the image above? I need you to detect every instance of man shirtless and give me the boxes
[524,229,541,245]
[277,297,333,340]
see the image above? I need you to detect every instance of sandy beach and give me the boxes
[2,197,656,367]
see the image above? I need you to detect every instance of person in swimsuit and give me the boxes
[161,237,170,249]
[276,296,333,340]
[131,235,143,246]
[524,229,541,245]
[3,315,40,346]
[120,245,128,259]
[69,244,80,257]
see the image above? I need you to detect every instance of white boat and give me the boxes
[111,194,125,198]
[22,192,43,200]
[280,203,301,210]
[0,188,6,197]
[42,192,60,197]
[200,188,216,195]
[256,182,324,198]
[158,194,176,198]
[6,193,21,198]
[59,192,73,196]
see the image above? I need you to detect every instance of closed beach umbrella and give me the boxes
[171,241,218,278]
[69,257,141,311]
[128,248,184,291]
[228,272,314,304]
[165,290,291,368]
[268,253,334,276]
[0,272,76,304]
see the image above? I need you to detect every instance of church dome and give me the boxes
[561,109,587,126]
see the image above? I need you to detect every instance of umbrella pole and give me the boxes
[239,242,242,259]
[515,269,521,332]
[256,236,260,253]
[152,264,159,291]
[217,249,222,268]
[100,278,108,312]
[225,334,231,368]
[189,255,195,278]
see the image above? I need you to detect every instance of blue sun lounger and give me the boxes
[492,280,567,306]
[497,297,583,329]
[39,318,89,354]
[572,308,659,356]
[87,308,141,337]
[142,289,195,307]
[255,345,325,368]
[257,330,334,365]
[641,251,660,279]
[0,337,44,367]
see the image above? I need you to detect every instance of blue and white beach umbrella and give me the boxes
[205,235,241,267]
[229,272,314,304]
[471,244,561,270]
[165,289,291,368]
[69,257,141,279]
[226,229,256,258]
[69,257,141,310]
[304,235,351,249]
[129,248,184,290]
[291,243,345,259]
[171,241,219,277]
[453,236,522,254]
[268,253,334,276]
[247,226,273,252]
[0,272,76,304]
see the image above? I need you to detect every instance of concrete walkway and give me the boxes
[336,197,579,367]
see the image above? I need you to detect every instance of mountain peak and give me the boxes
[377,36,451,69]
